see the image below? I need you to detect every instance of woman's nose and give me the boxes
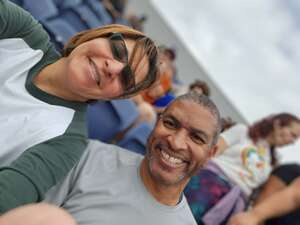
[104,59,124,81]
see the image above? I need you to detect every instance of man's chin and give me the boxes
[149,165,187,186]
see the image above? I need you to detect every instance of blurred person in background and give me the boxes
[189,79,211,97]
[174,79,211,97]
[229,174,300,225]
[230,163,300,225]
[184,113,300,224]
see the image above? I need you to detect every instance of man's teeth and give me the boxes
[161,150,183,164]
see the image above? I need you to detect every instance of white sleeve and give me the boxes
[221,124,248,146]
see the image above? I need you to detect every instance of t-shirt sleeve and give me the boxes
[221,124,248,146]
[0,134,87,213]
[0,0,37,38]
[0,0,54,53]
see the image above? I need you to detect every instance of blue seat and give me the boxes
[72,4,105,28]
[153,92,175,107]
[58,8,89,31]
[87,99,139,142]
[117,122,153,155]
[43,18,77,49]
[114,17,130,26]
[86,0,113,25]
[53,0,82,9]
[23,0,58,21]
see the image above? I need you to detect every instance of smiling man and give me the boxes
[27,92,221,225]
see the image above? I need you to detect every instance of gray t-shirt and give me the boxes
[44,140,196,225]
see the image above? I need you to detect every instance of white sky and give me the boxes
[152,0,300,163]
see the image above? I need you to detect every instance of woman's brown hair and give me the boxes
[248,113,300,166]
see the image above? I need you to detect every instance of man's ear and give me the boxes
[208,145,218,158]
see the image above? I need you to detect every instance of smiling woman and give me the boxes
[0,0,158,213]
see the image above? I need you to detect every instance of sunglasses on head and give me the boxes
[108,33,136,93]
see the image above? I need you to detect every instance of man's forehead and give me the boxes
[166,100,213,122]
[164,100,217,135]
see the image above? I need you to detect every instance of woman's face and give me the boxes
[65,36,150,101]
[271,121,300,147]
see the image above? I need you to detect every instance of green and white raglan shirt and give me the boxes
[0,0,88,212]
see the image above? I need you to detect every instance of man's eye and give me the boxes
[163,119,177,129]
[190,133,205,145]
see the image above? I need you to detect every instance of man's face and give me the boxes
[145,99,217,186]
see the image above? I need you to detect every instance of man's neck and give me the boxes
[139,159,186,206]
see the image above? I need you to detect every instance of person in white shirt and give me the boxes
[185,113,300,224]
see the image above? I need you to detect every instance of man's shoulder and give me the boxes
[79,140,144,170]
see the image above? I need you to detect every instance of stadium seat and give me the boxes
[58,8,89,31]
[117,122,153,155]
[153,92,175,107]
[23,0,58,21]
[87,99,139,142]
[43,18,77,49]
[86,0,113,25]
[72,4,105,28]
[53,0,82,9]
[114,17,131,26]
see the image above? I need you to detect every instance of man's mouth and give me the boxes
[89,58,101,86]
[156,144,188,167]
[161,150,183,164]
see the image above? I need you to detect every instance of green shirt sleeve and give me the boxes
[0,0,33,38]
[0,133,87,213]
[0,0,53,53]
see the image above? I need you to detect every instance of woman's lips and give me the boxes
[89,58,101,85]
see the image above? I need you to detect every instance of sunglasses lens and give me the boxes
[111,41,127,63]
[109,33,136,93]
[110,34,128,63]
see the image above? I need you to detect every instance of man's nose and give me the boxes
[167,129,188,151]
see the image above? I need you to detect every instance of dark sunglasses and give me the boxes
[108,33,135,92]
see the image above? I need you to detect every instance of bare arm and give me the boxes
[254,175,286,205]
[229,178,300,225]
